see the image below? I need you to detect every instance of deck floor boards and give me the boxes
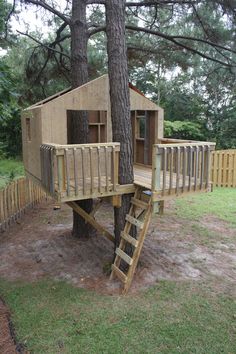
[57,164,200,196]
[133,164,199,190]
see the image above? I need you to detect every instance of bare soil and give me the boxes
[0,299,17,354]
[0,200,236,296]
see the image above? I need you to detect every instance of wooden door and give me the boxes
[131,110,156,166]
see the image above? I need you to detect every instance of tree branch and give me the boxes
[16,30,71,59]
[24,0,71,24]
[87,0,197,5]
[89,25,106,37]
[126,25,236,67]
[4,0,16,39]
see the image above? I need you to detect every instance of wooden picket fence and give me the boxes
[0,177,47,232]
[211,149,236,187]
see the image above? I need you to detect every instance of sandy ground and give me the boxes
[0,200,236,296]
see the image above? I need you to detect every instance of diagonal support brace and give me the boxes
[67,201,114,243]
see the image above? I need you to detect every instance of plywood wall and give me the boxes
[21,108,42,180]
[21,75,164,181]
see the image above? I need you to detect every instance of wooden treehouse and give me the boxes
[21,75,215,293]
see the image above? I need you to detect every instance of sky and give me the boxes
[1,0,65,57]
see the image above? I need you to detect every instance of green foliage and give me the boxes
[0,63,21,157]
[0,159,24,188]
[164,120,206,141]
[0,0,10,47]
[1,0,235,155]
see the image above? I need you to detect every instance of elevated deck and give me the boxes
[37,139,215,203]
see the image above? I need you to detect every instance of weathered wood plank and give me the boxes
[115,248,133,265]
[121,231,138,247]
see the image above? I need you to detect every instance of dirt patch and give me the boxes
[0,298,20,354]
[0,200,236,295]
[200,215,236,238]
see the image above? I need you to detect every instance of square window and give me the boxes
[26,118,31,141]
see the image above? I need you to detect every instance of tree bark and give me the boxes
[70,0,94,238]
[106,0,134,250]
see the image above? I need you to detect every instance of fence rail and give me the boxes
[211,149,236,187]
[0,177,47,232]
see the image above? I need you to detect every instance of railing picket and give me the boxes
[194,146,199,190]
[200,146,205,189]
[162,148,167,196]
[188,146,193,191]
[73,148,79,196]
[176,147,180,194]
[182,147,186,192]
[81,147,86,195]
[105,146,109,192]
[111,145,115,191]
[206,145,211,189]
[65,148,71,197]
[169,147,173,194]
[89,147,94,194]
[97,147,101,193]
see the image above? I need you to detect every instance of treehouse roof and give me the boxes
[25,74,162,112]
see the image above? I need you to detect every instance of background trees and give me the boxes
[1,0,236,242]
[2,0,236,156]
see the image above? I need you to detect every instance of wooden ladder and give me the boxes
[111,186,152,294]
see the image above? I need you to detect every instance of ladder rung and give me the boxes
[125,214,144,229]
[115,248,133,265]
[131,197,149,210]
[112,264,127,283]
[121,231,138,247]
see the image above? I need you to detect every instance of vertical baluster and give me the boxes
[89,147,94,194]
[182,147,186,192]
[188,146,193,191]
[162,147,167,196]
[200,146,205,189]
[97,147,101,193]
[194,146,199,190]
[169,147,173,194]
[65,148,71,197]
[206,145,211,189]
[73,148,79,196]
[176,147,180,194]
[81,147,86,195]
[57,154,65,193]
[111,145,116,191]
[105,146,109,192]
[49,147,54,194]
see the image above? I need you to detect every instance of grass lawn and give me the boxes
[0,158,24,189]
[176,187,236,227]
[0,188,236,353]
[0,279,235,354]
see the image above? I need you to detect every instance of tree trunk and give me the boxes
[70,0,93,238]
[106,0,134,250]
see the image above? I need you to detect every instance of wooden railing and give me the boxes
[40,142,120,201]
[0,177,47,232]
[211,149,236,187]
[152,141,216,199]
